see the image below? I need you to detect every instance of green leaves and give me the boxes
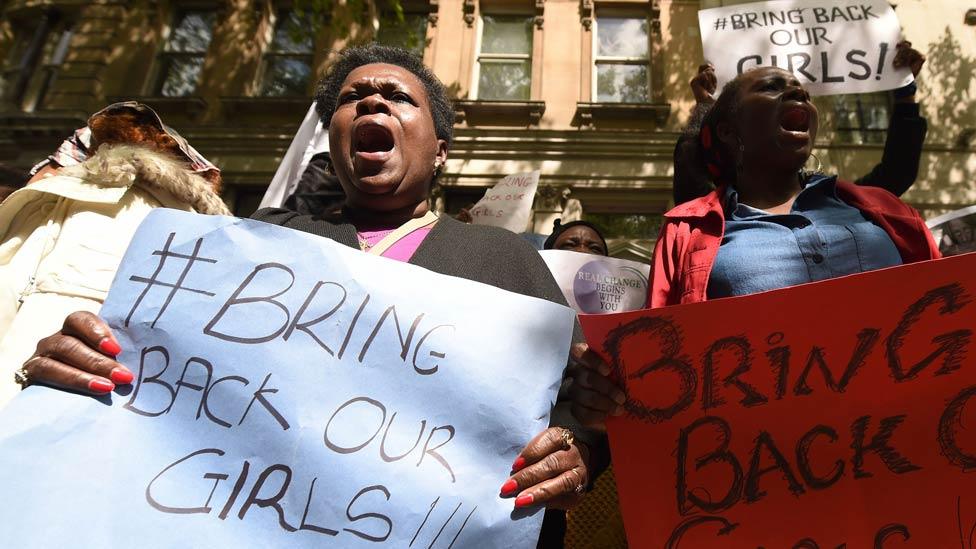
[290,0,409,43]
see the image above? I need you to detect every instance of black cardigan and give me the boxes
[252,208,574,310]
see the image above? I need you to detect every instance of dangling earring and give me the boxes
[809,152,823,173]
[800,152,823,180]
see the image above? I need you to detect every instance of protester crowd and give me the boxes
[0,36,964,548]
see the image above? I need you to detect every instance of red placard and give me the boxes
[580,253,976,548]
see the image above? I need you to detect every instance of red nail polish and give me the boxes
[514,494,534,509]
[99,338,121,356]
[512,456,526,472]
[88,379,115,394]
[500,479,518,496]
[110,367,134,385]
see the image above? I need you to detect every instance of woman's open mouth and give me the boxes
[778,105,812,144]
[354,123,396,162]
[780,105,811,133]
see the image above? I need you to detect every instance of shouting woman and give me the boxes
[651,66,939,306]
[569,66,940,447]
[18,45,602,547]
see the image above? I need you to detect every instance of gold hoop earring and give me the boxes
[800,152,823,178]
[808,152,823,173]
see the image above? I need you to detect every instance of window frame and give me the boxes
[151,8,218,98]
[0,10,75,110]
[34,21,74,101]
[591,14,651,104]
[256,8,316,98]
[374,9,431,57]
[470,11,534,101]
[578,0,665,113]
[0,21,47,104]
[831,92,891,145]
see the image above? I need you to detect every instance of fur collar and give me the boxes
[61,144,230,215]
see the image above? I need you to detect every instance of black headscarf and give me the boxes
[543,219,609,255]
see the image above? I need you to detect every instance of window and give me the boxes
[29,21,73,110]
[375,12,429,57]
[593,17,649,103]
[0,12,74,110]
[259,10,315,97]
[0,25,44,103]
[155,10,217,97]
[474,15,532,101]
[833,93,889,144]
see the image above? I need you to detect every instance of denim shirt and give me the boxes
[707,174,903,299]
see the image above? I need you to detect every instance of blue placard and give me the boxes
[0,209,575,548]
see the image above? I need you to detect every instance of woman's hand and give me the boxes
[454,207,473,224]
[19,311,133,395]
[500,427,589,510]
[567,343,626,432]
[690,63,718,105]
[893,40,926,78]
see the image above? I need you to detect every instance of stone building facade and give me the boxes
[1,0,973,260]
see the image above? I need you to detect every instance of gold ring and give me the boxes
[16,356,44,388]
[13,366,30,388]
[571,468,586,494]
[559,428,575,450]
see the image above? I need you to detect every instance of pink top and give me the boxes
[356,226,434,262]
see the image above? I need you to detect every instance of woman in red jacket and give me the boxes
[648,66,939,309]
[569,66,940,430]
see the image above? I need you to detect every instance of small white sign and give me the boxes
[927,205,976,257]
[540,250,650,314]
[470,171,541,233]
[698,0,913,96]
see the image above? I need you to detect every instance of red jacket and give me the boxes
[648,180,941,308]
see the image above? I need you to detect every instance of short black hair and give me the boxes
[687,75,748,186]
[543,219,609,255]
[313,44,453,150]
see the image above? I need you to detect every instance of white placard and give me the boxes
[698,0,913,96]
[540,250,650,314]
[927,205,976,257]
[469,171,541,233]
[0,209,575,548]
[259,103,330,209]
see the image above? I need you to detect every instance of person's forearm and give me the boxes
[855,101,927,196]
[27,162,60,184]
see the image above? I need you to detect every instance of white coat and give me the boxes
[0,144,230,408]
